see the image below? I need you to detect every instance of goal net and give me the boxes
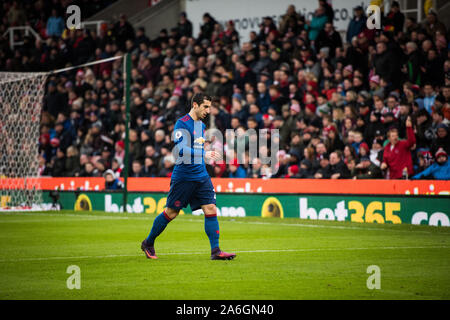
[0,72,48,211]
[0,56,124,211]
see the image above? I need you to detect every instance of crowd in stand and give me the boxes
[0,0,449,182]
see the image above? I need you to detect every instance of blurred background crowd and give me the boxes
[0,0,449,181]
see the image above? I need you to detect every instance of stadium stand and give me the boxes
[0,0,449,180]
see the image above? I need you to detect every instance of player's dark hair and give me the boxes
[191,93,212,108]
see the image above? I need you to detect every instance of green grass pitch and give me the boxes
[0,210,449,299]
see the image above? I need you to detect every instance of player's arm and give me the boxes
[173,121,203,158]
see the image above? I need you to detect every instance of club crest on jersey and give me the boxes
[194,137,205,145]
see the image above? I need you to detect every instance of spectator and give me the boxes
[143,157,158,177]
[79,162,95,177]
[7,1,26,26]
[94,159,106,177]
[318,0,334,23]
[51,148,66,177]
[199,13,217,41]
[306,5,328,42]
[431,124,450,155]
[381,117,416,179]
[422,83,437,114]
[373,42,394,85]
[1,3,448,182]
[384,1,404,35]
[315,23,342,58]
[178,12,193,38]
[111,157,123,178]
[369,138,384,167]
[131,160,144,177]
[354,156,382,179]
[113,13,135,51]
[46,9,65,37]
[329,151,350,179]
[279,5,302,35]
[403,42,422,86]
[104,169,124,190]
[412,148,450,180]
[38,155,51,176]
[158,155,175,177]
[422,9,447,39]
[346,6,366,43]
[227,159,246,178]
[314,153,331,179]
[65,146,80,176]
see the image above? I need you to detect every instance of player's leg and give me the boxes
[144,207,179,246]
[201,203,235,260]
[192,178,235,260]
[141,180,192,259]
[202,203,220,251]
[141,207,178,259]
[201,203,220,254]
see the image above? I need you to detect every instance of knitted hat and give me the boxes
[435,148,447,159]
[116,140,125,149]
[305,103,316,113]
[230,158,240,167]
[50,138,60,146]
[289,164,299,175]
[359,142,370,154]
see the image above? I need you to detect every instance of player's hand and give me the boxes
[380,162,388,170]
[205,151,222,162]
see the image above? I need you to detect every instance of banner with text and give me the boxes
[43,191,449,227]
[185,0,371,42]
[29,177,450,196]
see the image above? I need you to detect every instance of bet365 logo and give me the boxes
[366,5,381,30]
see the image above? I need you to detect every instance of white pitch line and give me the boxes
[0,246,448,263]
[0,212,445,233]
[0,217,130,223]
[184,219,436,234]
[0,212,131,220]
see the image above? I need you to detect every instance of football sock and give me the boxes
[145,211,172,246]
[204,214,220,253]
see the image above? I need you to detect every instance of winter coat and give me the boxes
[65,156,80,177]
[373,50,394,83]
[346,16,366,42]
[382,126,416,179]
[308,14,328,41]
[329,160,350,179]
[227,166,247,178]
[355,162,383,179]
[105,179,124,190]
[412,160,450,180]
[315,30,342,57]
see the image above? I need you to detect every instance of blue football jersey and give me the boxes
[171,113,209,181]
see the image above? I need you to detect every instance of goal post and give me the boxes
[0,56,125,211]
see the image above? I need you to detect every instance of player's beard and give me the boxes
[199,112,209,122]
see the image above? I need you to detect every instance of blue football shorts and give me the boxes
[166,177,216,211]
